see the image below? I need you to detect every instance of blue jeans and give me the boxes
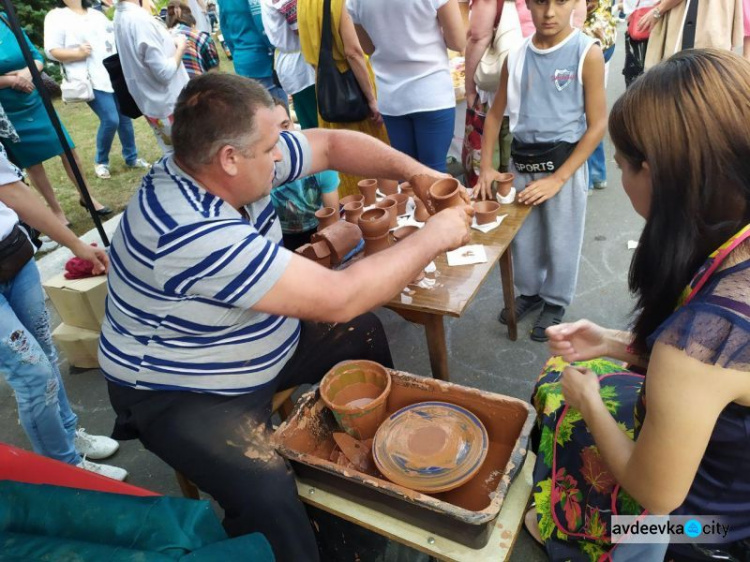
[87,89,138,166]
[0,260,80,465]
[255,76,288,109]
[383,108,455,173]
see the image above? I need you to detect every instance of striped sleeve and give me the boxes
[273,130,312,187]
[153,219,292,309]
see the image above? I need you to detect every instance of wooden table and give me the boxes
[296,452,535,562]
[386,202,532,381]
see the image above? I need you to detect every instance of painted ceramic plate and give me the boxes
[372,401,488,493]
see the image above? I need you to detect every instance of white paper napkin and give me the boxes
[446,244,487,266]
[471,214,507,233]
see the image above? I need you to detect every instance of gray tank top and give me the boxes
[506,29,596,145]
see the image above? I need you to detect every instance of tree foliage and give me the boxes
[11,0,56,51]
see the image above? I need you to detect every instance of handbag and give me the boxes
[316,0,369,123]
[0,224,35,283]
[474,0,523,93]
[60,64,94,103]
[102,53,143,119]
[627,1,652,42]
[510,138,578,174]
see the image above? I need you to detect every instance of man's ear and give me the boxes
[217,145,239,176]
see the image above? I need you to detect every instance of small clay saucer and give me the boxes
[372,401,488,494]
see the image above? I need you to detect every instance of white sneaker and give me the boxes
[77,459,129,481]
[75,428,119,460]
[94,163,111,179]
[127,158,151,169]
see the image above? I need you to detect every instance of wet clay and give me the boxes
[358,179,378,205]
[332,382,383,407]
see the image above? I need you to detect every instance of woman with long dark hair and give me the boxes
[45,0,150,179]
[527,49,750,561]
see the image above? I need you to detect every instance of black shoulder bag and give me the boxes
[316,0,370,123]
[102,51,143,119]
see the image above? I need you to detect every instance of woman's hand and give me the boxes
[368,99,383,125]
[547,319,609,362]
[561,365,601,413]
[636,7,660,34]
[78,42,93,60]
[72,241,109,275]
[474,168,501,201]
[10,75,35,93]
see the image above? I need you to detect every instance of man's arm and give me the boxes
[302,128,438,181]
[517,44,606,206]
[464,0,501,108]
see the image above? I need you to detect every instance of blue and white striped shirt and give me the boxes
[99,130,311,394]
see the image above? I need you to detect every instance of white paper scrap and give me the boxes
[446,244,487,266]
[471,214,507,233]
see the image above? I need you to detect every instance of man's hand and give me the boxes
[517,175,564,205]
[423,205,474,252]
[72,242,109,275]
[78,42,93,59]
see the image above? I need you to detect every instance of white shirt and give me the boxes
[0,145,22,242]
[45,8,117,93]
[260,0,315,95]
[622,0,658,16]
[114,1,189,118]
[348,0,455,116]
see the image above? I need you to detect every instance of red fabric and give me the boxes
[462,99,488,188]
[64,244,99,280]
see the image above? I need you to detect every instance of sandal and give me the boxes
[530,303,565,342]
[498,294,543,325]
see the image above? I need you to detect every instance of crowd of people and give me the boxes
[0,0,749,561]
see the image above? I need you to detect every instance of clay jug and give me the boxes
[364,232,391,256]
[376,198,398,229]
[358,179,378,206]
[315,207,338,231]
[473,200,501,225]
[312,220,363,265]
[343,201,364,224]
[358,208,390,238]
[378,178,398,196]
[386,193,409,216]
[414,197,430,222]
[430,178,463,212]
[320,360,392,440]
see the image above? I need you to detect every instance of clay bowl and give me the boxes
[358,208,390,238]
[378,178,399,196]
[358,179,378,206]
[386,193,409,216]
[372,401,489,493]
[364,231,390,256]
[399,182,413,198]
[430,178,463,213]
[473,200,501,225]
[376,198,398,229]
[343,201,364,224]
[496,172,515,196]
[340,194,365,208]
[315,206,338,231]
[320,360,392,440]
[393,225,419,242]
[413,198,430,222]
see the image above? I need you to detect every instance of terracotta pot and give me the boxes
[320,360,392,440]
[430,178,463,212]
[473,200,501,225]
[376,198,398,229]
[358,208,390,238]
[358,179,378,206]
[315,207,338,231]
[378,178,399,196]
[496,173,515,196]
[414,198,430,222]
[343,201,364,224]
[311,220,363,265]
[340,194,365,208]
[393,225,419,242]
[408,173,443,215]
[399,182,413,198]
[386,193,409,216]
[295,241,331,268]
[364,231,391,256]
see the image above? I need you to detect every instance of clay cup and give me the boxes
[473,200,501,225]
[358,179,378,206]
[343,201,364,224]
[376,198,398,229]
[358,208,390,238]
[378,178,399,196]
[315,207,338,231]
[430,178,463,213]
[386,193,409,216]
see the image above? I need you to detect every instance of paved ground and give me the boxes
[0,29,641,561]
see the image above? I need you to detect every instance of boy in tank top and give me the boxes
[476,0,606,341]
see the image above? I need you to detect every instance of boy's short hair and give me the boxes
[272,97,290,116]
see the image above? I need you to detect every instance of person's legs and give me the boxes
[60,150,110,212]
[87,90,120,167]
[382,114,418,163]
[291,85,319,129]
[412,108,455,174]
[587,140,607,189]
[0,261,80,464]
[25,163,69,226]
[508,167,547,298]
[110,92,139,165]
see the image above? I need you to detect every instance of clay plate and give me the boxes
[372,401,488,493]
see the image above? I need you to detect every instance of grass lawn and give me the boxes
[43,49,235,237]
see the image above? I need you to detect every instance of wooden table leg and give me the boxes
[499,246,518,341]
[388,308,450,381]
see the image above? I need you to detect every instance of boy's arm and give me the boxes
[475,58,509,201]
[518,44,606,206]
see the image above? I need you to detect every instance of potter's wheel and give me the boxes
[372,401,488,493]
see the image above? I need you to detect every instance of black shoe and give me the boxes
[498,294,543,325]
[530,303,565,342]
[79,200,112,216]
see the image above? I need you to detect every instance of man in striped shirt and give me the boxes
[100,73,472,560]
